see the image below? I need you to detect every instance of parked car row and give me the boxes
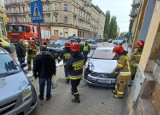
[113,37,126,45]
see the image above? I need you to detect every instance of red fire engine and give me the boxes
[6,22,51,43]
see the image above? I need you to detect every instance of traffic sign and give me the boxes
[31,1,44,23]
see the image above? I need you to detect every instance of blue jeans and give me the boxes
[39,77,52,98]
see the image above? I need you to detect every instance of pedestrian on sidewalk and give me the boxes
[66,42,85,103]
[58,42,72,83]
[33,45,56,101]
[15,39,26,65]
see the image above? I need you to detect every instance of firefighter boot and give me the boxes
[72,94,80,103]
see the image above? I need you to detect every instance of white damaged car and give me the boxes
[84,46,118,87]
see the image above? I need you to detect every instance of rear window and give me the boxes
[0,54,20,76]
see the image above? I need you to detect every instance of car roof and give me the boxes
[96,46,114,51]
[0,47,9,54]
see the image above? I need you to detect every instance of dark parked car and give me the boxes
[0,47,37,115]
[84,46,118,87]
[47,39,69,58]
[108,39,112,43]
[85,39,98,49]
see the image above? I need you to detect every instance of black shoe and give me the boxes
[46,95,52,101]
[38,95,44,100]
[72,98,80,103]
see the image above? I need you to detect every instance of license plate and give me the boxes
[98,79,111,84]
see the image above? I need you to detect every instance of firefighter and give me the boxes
[112,45,131,98]
[66,42,85,103]
[58,42,72,83]
[83,41,90,63]
[131,40,144,81]
[27,40,39,70]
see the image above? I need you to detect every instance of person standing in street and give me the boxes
[130,40,144,81]
[112,45,131,99]
[15,39,26,65]
[58,42,72,83]
[27,40,39,70]
[66,42,85,103]
[82,41,90,63]
[33,45,56,101]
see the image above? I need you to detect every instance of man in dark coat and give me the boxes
[15,39,26,65]
[33,45,56,101]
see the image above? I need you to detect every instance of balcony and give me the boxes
[130,8,139,18]
[131,0,141,7]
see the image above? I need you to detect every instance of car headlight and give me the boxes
[22,86,32,102]
[88,62,95,71]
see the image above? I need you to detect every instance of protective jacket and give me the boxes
[27,44,39,58]
[114,51,131,76]
[83,44,90,55]
[33,51,56,78]
[66,52,85,80]
[59,47,71,64]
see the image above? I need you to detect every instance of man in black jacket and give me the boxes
[33,45,56,101]
[66,42,85,103]
[15,39,26,65]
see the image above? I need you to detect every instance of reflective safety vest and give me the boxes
[117,55,131,77]
[83,45,89,51]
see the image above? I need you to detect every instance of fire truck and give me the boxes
[6,22,51,44]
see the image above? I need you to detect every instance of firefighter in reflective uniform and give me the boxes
[66,42,85,103]
[58,42,72,83]
[83,41,90,63]
[27,40,39,70]
[131,40,144,81]
[112,45,131,98]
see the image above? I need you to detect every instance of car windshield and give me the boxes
[54,39,68,46]
[0,54,20,77]
[92,49,115,60]
[6,25,24,33]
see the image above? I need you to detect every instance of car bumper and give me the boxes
[84,74,116,87]
[6,94,37,115]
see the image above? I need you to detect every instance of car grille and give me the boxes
[0,100,17,114]
[90,72,117,78]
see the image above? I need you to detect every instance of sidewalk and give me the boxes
[31,66,126,115]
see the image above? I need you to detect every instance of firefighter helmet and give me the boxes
[113,45,124,54]
[29,40,36,45]
[71,42,79,52]
[136,40,144,48]
[65,42,71,47]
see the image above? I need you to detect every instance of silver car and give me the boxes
[0,48,37,115]
[84,46,118,87]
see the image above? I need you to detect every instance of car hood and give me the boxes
[88,59,117,73]
[0,71,29,101]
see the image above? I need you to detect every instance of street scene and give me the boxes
[0,0,160,115]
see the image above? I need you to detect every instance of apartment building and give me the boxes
[0,0,8,39]
[4,0,105,40]
[126,0,160,114]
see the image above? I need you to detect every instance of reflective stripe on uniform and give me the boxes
[119,72,131,76]
[117,63,123,67]
[73,92,79,95]
[68,74,82,80]
[125,55,131,72]
[133,63,138,67]
[117,91,124,95]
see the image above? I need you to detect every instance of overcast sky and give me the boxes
[92,0,132,32]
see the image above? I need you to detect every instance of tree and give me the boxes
[103,11,110,39]
[108,16,117,39]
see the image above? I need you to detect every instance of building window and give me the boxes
[64,3,68,11]
[64,17,68,24]
[55,16,58,23]
[54,4,58,11]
